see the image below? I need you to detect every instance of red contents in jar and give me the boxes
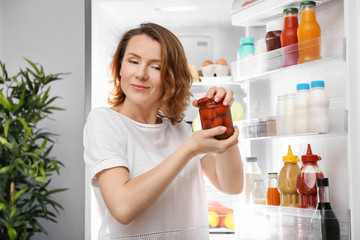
[281,8,299,67]
[265,30,282,52]
[198,97,234,140]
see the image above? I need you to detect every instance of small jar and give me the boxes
[198,97,234,140]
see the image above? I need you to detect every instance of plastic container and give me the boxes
[238,37,255,60]
[198,97,234,140]
[266,172,280,206]
[281,8,299,67]
[294,83,310,134]
[297,144,324,209]
[250,179,266,204]
[298,1,321,63]
[278,145,300,207]
[285,93,296,135]
[308,80,330,133]
[243,157,263,203]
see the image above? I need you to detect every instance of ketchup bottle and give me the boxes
[297,144,324,209]
[280,8,299,67]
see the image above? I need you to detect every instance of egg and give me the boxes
[216,59,228,66]
[202,60,213,67]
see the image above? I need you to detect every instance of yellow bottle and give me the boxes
[278,145,300,207]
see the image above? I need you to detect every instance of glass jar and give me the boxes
[198,97,234,140]
[250,179,266,204]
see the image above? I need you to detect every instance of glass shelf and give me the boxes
[234,110,348,140]
[231,37,345,82]
[234,203,351,240]
[231,0,336,27]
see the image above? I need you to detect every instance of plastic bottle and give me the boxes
[276,95,286,136]
[250,179,266,204]
[266,172,280,206]
[297,1,321,64]
[281,8,299,67]
[308,80,330,133]
[278,145,300,207]
[265,19,283,52]
[238,37,255,60]
[294,83,310,134]
[243,157,263,203]
[297,144,324,209]
[310,178,341,240]
[285,93,296,135]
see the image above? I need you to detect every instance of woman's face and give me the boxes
[119,34,163,108]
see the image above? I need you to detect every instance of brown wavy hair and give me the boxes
[108,23,193,125]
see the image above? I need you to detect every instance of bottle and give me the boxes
[265,19,283,52]
[285,93,296,135]
[198,97,234,140]
[266,172,280,206]
[281,8,299,67]
[294,83,310,134]
[238,37,255,60]
[250,179,266,204]
[243,157,263,203]
[278,145,300,207]
[297,1,321,64]
[311,178,341,240]
[276,95,286,136]
[308,80,330,133]
[297,144,324,208]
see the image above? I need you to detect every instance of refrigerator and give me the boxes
[185,0,360,239]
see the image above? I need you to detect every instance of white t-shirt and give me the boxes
[83,107,209,240]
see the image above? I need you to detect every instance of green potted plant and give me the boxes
[0,59,67,240]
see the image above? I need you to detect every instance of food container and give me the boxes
[198,97,234,140]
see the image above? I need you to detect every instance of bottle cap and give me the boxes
[246,157,258,162]
[297,83,310,91]
[240,37,254,45]
[268,172,278,178]
[284,8,298,13]
[300,1,316,6]
[311,80,325,88]
[316,178,329,187]
[301,144,322,162]
[283,145,300,162]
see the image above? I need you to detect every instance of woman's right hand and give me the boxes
[189,126,239,155]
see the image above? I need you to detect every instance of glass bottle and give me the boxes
[311,178,341,240]
[250,179,266,204]
[243,157,263,203]
[266,172,280,206]
[281,8,299,67]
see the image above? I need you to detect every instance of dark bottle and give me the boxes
[314,178,341,240]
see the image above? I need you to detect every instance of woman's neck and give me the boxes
[111,101,161,124]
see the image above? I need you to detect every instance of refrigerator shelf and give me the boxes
[231,0,336,27]
[231,37,345,82]
[234,109,348,140]
[234,203,351,240]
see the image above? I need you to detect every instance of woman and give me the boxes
[83,23,243,239]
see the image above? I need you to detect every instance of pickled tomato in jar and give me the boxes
[197,97,234,140]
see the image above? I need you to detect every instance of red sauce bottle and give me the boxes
[297,144,324,209]
[280,8,299,67]
[198,97,234,140]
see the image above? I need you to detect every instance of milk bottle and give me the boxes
[308,80,330,133]
[294,83,310,134]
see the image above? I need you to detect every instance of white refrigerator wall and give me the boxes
[0,0,86,239]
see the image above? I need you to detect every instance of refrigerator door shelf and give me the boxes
[231,37,345,82]
[231,0,336,26]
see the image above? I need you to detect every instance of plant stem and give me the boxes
[10,181,15,197]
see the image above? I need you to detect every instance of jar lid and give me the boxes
[240,37,254,45]
[284,8,298,13]
[297,83,310,91]
[246,156,258,162]
[300,1,316,6]
[266,19,284,32]
[301,144,322,162]
[283,145,300,162]
[311,80,325,88]
[268,172,278,178]
[316,178,329,187]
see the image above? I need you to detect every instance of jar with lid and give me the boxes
[197,97,234,140]
[266,172,280,206]
[281,8,299,67]
[265,19,283,52]
[250,179,266,204]
[278,145,300,207]
[243,157,263,203]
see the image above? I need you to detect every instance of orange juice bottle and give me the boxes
[297,1,321,63]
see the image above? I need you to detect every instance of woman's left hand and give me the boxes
[192,86,234,108]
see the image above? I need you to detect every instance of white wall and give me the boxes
[1,0,86,239]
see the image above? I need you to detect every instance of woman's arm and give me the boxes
[97,126,237,225]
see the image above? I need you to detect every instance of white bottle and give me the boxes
[243,157,263,203]
[276,95,286,136]
[250,179,266,205]
[308,81,330,133]
[294,83,310,134]
[285,93,296,135]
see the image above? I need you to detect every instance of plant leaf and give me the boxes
[0,203,5,211]
[7,224,18,240]
[4,119,11,138]
[0,165,13,174]
[0,90,12,110]
[16,117,33,138]
[13,187,30,203]
[0,136,13,149]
